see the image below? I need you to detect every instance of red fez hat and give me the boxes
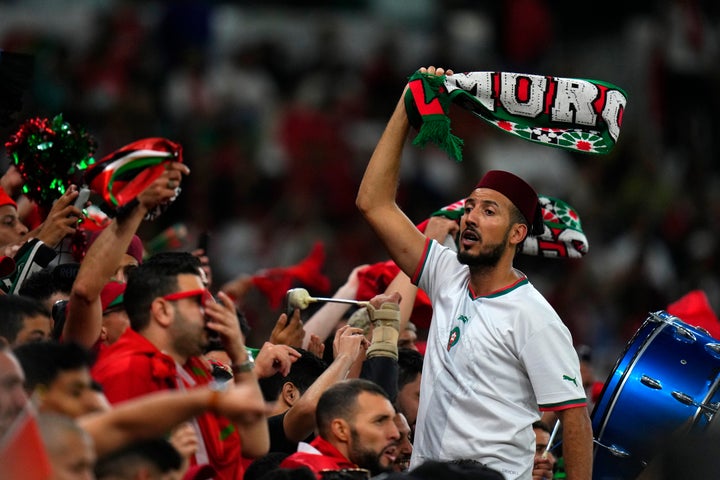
[476,170,543,234]
[87,229,144,264]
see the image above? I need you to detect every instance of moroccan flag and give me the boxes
[0,404,52,480]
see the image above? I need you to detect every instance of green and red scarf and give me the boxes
[405,70,628,161]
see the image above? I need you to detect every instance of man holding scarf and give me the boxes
[357,66,593,480]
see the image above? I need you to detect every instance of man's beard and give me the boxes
[170,311,206,358]
[348,428,391,476]
[457,227,509,268]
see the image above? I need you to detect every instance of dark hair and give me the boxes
[576,344,592,363]
[259,348,327,401]
[94,438,182,479]
[319,469,370,480]
[397,347,423,391]
[124,251,201,331]
[18,268,56,300]
[18,263,79,303]
[258,467,316,480]
[533,420,552,434]
[0,294,51,343]
[316,379,391,437]
[13,340,92,391]
[243,452,291,480]
[410,459,504,480]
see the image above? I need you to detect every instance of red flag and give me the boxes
[252,242,330,309]
[666,290,720,339]
[0,404,52,480]
[356,260,433,330]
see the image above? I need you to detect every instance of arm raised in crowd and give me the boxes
[386,215,459,333]
[282,324,366,443]
[356,67,455,277]
[204,290,274,458]
[301,264,368,348]
[64,161,190,348]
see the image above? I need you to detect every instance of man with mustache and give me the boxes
[356,66,592,480]
[280,378,400,479]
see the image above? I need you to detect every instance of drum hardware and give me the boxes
[592,439,630,458]
[672,325,697,344]
[648,310,678,323]
[705,343,720,359]
[671,392,719,416]
[640,375,662,390]
[648,310,680,323]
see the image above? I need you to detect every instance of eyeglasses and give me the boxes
[162,289,214,309]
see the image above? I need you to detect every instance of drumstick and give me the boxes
[286,288,370,311]
[542,420,560,459]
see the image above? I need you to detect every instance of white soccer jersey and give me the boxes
[409,240,586,480]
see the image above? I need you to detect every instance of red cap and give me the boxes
[100,281,126,312]
[87,230,144,264]
[476,170,542,234]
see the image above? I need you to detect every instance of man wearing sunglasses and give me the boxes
[63,157,189,351]
[92,251,269,480]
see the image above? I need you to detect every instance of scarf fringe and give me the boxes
[411,114,464,162]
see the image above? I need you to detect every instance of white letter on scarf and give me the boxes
[499,73,545,118]
[552,78,598,126]
[602,89,626,142]
[447,72,495,112]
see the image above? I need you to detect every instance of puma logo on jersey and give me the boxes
[563,375,578,387]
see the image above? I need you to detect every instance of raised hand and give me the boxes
[137,161,190,214]
[269,308,306,348]
[253,341,302,378]
[32,185,83,248]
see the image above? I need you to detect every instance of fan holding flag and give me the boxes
[83,137,185,221]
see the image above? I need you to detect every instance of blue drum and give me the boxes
[591,311,720,479]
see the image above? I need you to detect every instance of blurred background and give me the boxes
[1,0,719,377]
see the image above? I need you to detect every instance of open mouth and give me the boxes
[460,228,480,248]
[394,456,411,470]
[382,446,397,464]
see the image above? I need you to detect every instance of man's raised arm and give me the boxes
[356,67,454,276]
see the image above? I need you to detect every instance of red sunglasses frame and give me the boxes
[161,289,214,307]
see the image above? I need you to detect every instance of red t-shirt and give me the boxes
[279,436,357,479]
[92,328,244,480]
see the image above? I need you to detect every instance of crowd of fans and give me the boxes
[0,0,715,374]
[0,2,719,478]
